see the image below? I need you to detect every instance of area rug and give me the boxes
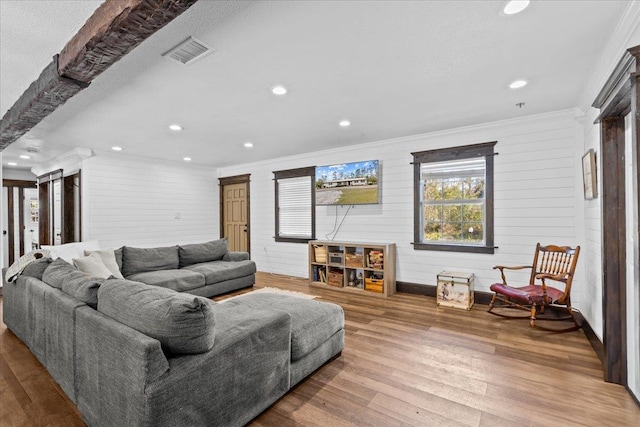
[219,287,317,303]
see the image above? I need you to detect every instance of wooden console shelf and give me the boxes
[308,240,396,297]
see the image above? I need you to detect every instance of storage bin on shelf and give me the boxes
[345,253,364,267]
[313,245,327,263]
[327,271,344,287]
[365,277,384,293]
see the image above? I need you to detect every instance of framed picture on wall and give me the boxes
[582,149,598,200]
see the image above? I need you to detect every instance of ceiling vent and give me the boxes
[162,37,213,65]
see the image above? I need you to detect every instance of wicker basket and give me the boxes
[313,245,327,263]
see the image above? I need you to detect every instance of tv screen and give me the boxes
[315,160,379,205]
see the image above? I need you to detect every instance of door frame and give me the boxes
[592,45,640,386]
[3,179,37,265]
[219,174,251,254]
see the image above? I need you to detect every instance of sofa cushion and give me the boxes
[42,258,78,289]
[182,260,256,285]
[122,246,179,277]
[20,257,52,280]
[225,293,345,361]
[114,247,123,271]
[42,258,105,306]
[178,239,228,267]
[84,249,124,279]
[222,251,250,262]
[97,279,216,354]
[127,269,205,292]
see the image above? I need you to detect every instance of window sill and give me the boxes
[275,237,314,244]
[413,242,495,254]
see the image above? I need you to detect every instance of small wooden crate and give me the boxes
[436,271,474,310]
[327,271,344,287]
[345,253,364,267]
[365,277,384,293]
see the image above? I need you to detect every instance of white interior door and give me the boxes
[2,186,8,268]
[53,180,62,245]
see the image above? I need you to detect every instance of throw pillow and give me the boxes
[73,254,113,279]
[97,279,216,354]
[42,240,101,264]
[84,249,124,279]
[178,238,228,267]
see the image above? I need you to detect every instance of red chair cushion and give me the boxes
[490,283,563,304]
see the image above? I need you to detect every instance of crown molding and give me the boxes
[31,147,93,177]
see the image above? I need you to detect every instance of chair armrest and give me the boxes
[493,265,532,287]
[222,251,250,262]
[535,272,567,282]
[492,265,532,271]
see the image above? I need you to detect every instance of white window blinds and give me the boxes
[277,175,312,238]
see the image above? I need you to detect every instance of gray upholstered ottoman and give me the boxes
[224,292,345,384]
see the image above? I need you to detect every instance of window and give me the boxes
[412,142,496,253]
[274,166,315,243]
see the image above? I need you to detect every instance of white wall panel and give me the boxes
[82,152,218,249]
[219,109,587,309]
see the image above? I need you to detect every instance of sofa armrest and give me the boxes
[75,306,170,427]
[222,251,250,262]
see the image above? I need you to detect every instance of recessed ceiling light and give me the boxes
[7,162,17,166]
[112,146,123,151]
[271,85,287,95]
[509,79,528,89]
[244,142,254,148]
[339,120,351,127]
[19,155,31,159]
[169,124,183,131]
[503,0,530,15]
[183,157,192,161]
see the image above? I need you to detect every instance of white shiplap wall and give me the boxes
[81,152,218,249]
[219,109,587,309]
[581,108,603,340]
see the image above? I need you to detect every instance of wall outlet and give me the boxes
[175,212,181,220]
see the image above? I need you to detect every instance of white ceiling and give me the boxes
[0,0,630,170]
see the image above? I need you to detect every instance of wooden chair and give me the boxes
[488,243,581,332]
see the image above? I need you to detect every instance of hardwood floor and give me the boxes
[1,272,638,426]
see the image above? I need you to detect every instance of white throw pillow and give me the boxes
[73,254,112,279]
[42,241,101,264]
[84,249,124,279]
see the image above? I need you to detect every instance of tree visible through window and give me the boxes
[413,142,496,253]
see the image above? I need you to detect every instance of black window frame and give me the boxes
[274,166,316,243]
[412,141,496,254]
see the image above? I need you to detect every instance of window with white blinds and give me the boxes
[274,166,315,243]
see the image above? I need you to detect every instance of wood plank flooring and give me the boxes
[1,271,638,426]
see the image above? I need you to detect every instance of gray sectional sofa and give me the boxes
[119,239,257,297]
[2,244,345,427]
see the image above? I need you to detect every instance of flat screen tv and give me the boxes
[315,160,379,205]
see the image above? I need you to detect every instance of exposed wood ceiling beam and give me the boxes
[0,0,198,151]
